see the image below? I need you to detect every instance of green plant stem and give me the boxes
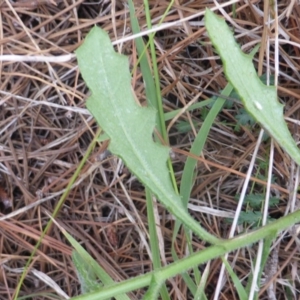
[70,208,300,300]
[128,2,175,298]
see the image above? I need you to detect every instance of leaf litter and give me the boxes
[0,1,300,299]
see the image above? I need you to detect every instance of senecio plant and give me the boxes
[59,9,300,300]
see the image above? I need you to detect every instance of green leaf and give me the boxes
[62,228,130,300]
[164,99,214,121]
[225,211,274,226]
[205,9,300,165]
[75,27,220,244]
[235,108,256,126]
[176,120,199,133]
[234,193,280,209]
[221,257,247,300]
[72,251,102,295]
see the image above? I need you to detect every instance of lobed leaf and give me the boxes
[75,27,220,244]
[205,9,300,165]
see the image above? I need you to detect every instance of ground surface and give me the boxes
[0,1,300,299]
